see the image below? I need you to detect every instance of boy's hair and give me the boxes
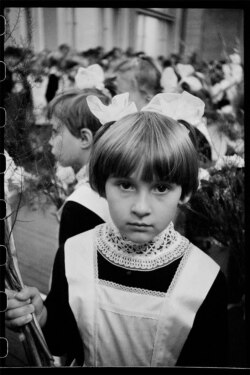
[89,112,199,201]
[114,56,162,96]
[47,88,110,138]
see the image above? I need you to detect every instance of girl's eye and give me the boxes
[153,184,170,193]
[119,182,134,191]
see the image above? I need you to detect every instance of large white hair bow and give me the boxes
[75,64,105,90]
[141,91,205,125]
[87,93,137,124]
[87,91,205,126]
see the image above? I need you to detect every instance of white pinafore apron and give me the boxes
[65,227,219,367]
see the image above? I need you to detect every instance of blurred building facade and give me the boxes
[4,7,244,62]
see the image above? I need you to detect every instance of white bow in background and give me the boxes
[75,64,105,91]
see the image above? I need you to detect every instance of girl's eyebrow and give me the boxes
[114,177,172,186]
[111,176,138,184]
[152,181,175,188]
[113,176,171,183]
[112,176,133,181]
[152,179,171,183]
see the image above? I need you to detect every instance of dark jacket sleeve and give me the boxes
[43,245,83,363]
[45,74,59,103]
[59,201,104,246]
[177,270,228,367]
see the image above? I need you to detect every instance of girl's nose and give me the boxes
[131,192,151,217]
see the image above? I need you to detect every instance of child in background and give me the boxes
[74,64,105,92]
[6,92,228,367]
[47,88,111,246]
[45,55,62,103]
[114,56,162,109]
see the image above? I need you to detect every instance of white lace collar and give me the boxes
[95,222,189,270]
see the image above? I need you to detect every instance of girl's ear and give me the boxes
[178,194,191,205]
[79,128,93,149]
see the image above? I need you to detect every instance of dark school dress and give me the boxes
[43,223,228,367]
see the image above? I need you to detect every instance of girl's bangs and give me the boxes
[108,137,184,183]
[138,147,184,183]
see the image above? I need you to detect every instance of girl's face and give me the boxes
[49,116,82,168]
[105,174,185,244]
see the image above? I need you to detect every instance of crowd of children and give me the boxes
[4,44,244,168]
[4,43,245,368]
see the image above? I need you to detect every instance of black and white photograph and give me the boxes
[1,3,247,370]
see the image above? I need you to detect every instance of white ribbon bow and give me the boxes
[86,92,137,125]
[87,91,205,126]
[75,64,105,90]
[141,91,205,125]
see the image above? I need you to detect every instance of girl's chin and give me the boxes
[121,231,156,244]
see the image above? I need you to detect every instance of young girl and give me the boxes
[47,88,111,245]
[6,92,228,367]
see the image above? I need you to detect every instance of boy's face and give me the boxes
[105,174,183,244]
[49,116,82,168]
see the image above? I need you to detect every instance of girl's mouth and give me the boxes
[128,223,151,227]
